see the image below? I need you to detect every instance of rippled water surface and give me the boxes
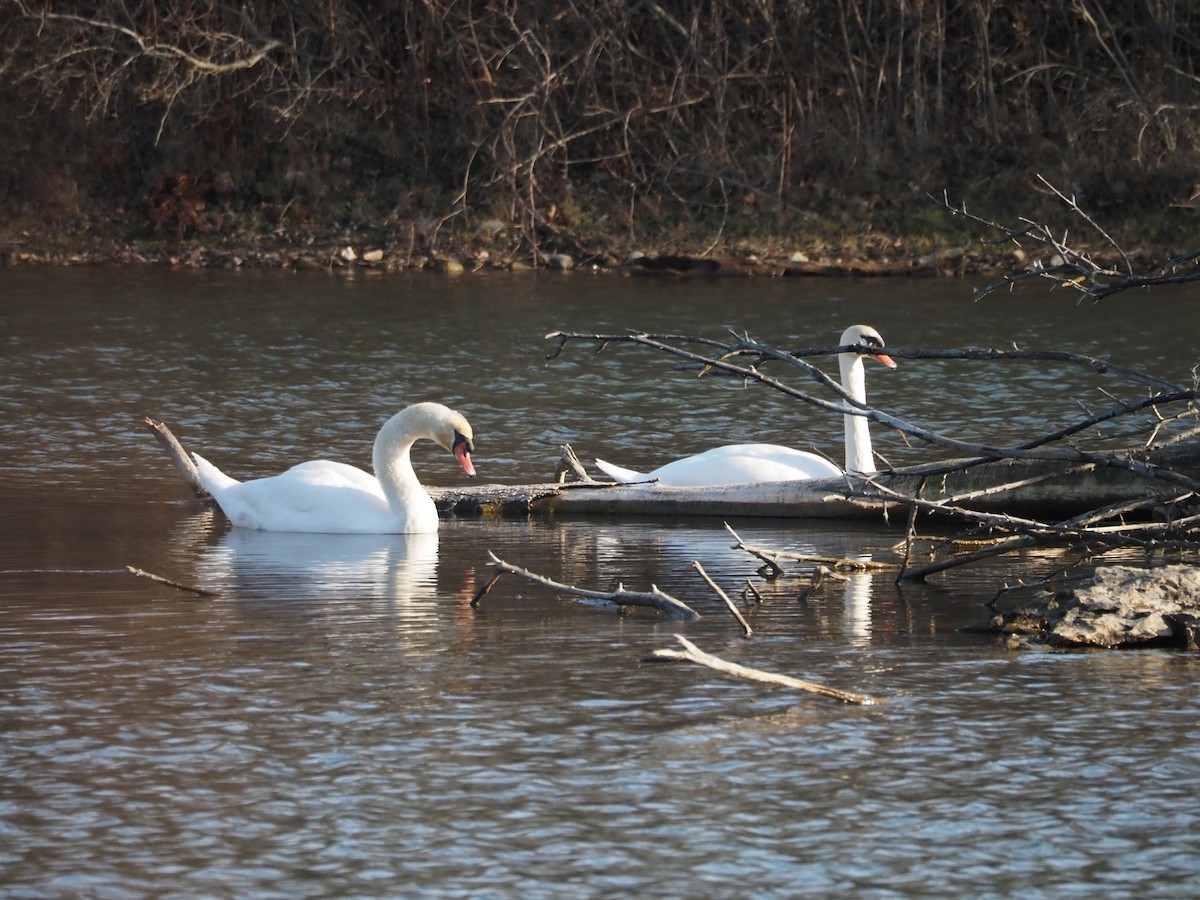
[2,268,1199,897]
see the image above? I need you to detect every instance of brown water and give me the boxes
[2,268,1199,897]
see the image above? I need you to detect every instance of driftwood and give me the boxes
[553,442,596,483]
[798,566,834,601]
[740,579,765,604]
[144,417,209,499]
[648,635,883,705]
[471,550,699,619]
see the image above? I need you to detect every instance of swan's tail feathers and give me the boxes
[191,453,240,494]
[595,458,646,483]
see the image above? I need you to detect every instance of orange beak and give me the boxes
[454,442,476,477]
[453,431,476,477]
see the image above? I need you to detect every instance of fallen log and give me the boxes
[145,420,1200,582]
[430,441,1200,523]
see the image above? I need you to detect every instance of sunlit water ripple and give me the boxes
[2,269,1199,897]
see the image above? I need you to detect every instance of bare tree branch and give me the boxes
[649,635,884,705]
[933,180,1200,301]
[471,550,699,619]
[547,328,1200,579]
[546,329,1200,491]
[18,6,283,74]
[692,561,751,635]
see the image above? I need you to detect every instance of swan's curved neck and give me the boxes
[372,408,428,509]
[839,352,875,474]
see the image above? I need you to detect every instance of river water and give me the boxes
[2,267,1199,897]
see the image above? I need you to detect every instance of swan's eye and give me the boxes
[453,430,474,453]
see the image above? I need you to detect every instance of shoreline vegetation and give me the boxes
[2,2,1197,278]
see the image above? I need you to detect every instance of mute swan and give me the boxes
[192,402,475,534]
[594,324,895,486]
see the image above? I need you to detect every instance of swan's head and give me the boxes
[442,410,477,478]
[399,402,476,477]
[840,324,896,369]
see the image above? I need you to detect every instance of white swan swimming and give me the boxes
[192,402,475,534]
[594,324,896,486]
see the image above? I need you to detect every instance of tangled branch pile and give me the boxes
[548,328,1200,579]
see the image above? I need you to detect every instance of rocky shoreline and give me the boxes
[0,226,1039,278]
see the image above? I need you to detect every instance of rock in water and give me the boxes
[988,564,1200,650]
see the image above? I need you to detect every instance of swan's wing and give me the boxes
[701,444,842,478]
[612,444,842,486]
[283,460,385,495]
[202,460,394,532]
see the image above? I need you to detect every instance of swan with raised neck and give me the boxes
[594,325,895,486]
[193,401,475,534]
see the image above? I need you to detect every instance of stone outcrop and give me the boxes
[987,564,1200,650]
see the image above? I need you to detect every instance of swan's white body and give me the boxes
[594,443,841,486]
[193,402,475,534]
[594,325,895,487]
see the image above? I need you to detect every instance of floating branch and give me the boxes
[724,523,897,575]
[648,635,883,705]
[692,561,751,635]
[741,579,764,604]
[861,475,1200,581]
[0,565,217,598]
[126,565,219,597]
[472,551,699,620]
[798,566,831,601]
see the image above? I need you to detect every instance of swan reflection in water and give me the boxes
[197,528,441,606]
[841,571,874,646]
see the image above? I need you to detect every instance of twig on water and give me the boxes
[741,579,764,604]
[471,551,699,620]
[1,565,217,598]
[724,522,897,575]
[126,565,219,597]
[648,635,883,705]
[692,560,751,636]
